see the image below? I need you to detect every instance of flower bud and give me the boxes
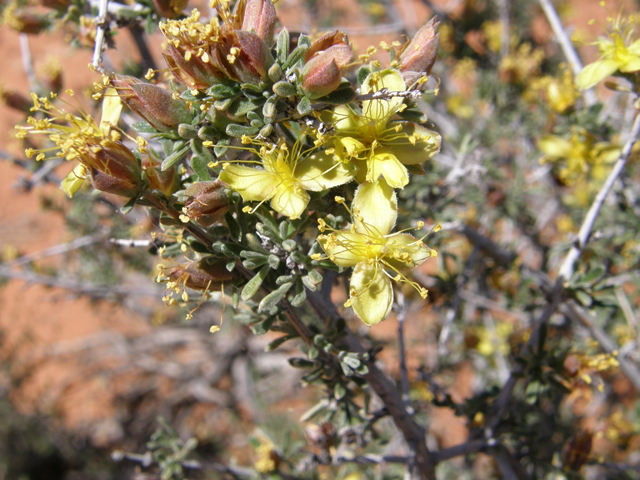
[398,17,439,85]
[111,74,191,132]
[39,0,70,11]
[239,0,277,47]
[3,4,50,34]
[85,141,145,197]
[300,44,352,99]
[184,180,229,226]
[166,258,235,291]
[304,31,348,63]
[227,30,272,84]
[0,83,32,113]
[153,0,187,19]
[142,154,179,197]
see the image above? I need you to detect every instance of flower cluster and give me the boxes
[14,0,442,327]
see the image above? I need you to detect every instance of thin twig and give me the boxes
[558,109,640,280]
[396,291,413,414]
[537,0,598,106]
[561,301,640,393]
[497,0,510,58]
[0,266,162,298]
[19,33,36,91]
[4,232,107,268]
[91,0,110,74]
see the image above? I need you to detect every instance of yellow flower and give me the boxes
[321,69,441,189]
[218,133,353,219]
[538,130,620,185]
[16,90,145,198]
[531,64,580,114]
[317,179,434,326]
[576,11,640,89]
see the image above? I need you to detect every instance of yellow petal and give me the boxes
[384,233,432,270]
[99,88,123,135]
[575,59,620,90]
[270,184,309,219]
[361,69,406,122]
[350,262,393,326]
[219,165,275,202]
[368,151,409,188]
[319,230,367,267]
[352,178,397,236]
[330,105,362,134]
[295,152,355,192]
[627,38,640,56]
[380,122,441,165]
[619,56,640,73]
[594,143,621,164]
[60,164,87,198]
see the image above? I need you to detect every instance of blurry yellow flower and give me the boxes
[482,20,517,54]
[576,10,640,89]
[317,180,434,325]
[538,130,621,185]
[531,64,580,113]
[446,94,475,119]
[498,43,544,84]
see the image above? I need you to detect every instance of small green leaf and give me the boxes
[357,66,371,86]
[250,316,275,335]
[258,282,292,312]
[273,81,297,97]
[225,211,242,242]
[300,399,330,422]
[297,96,312,116]
[241,264,270,300]
[161,144,190,171]
[268,254,280,269]
[190,154,211,181]
[334,383,347,400]
[226,124,259,137]
[289,357,315,368]
[277,28,290,64]
[266,335,292,352]
[283,44,308,71]
[315,84,356,105]
[207,84,237,99]
[131,121,156,133]
[575,290,593,307]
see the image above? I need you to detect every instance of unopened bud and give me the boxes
[3,4,50,34]
[304,31,348,63]
[184,180,229,226]
[39,0,70,10]
[240,0,277,47]
[0,83,32,113]
[85,141,145,197]
[166,258,235,291]
[229,31,272,85]
[398,17,439,85]
[111,74,191,132]
[300,44,352,99]
[153,0,187,19]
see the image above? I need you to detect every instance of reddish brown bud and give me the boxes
[561,431,593,471]
[300,44,352,99]
[166,258,235,291]
[240,0,277,47]
[85,141,145,197]
[3,4,50,34]
[111,74,191,132]
[304,31,348,63]
[184,180,229,226]
[38,0,70,10]
[399,17,439,85]
[153,0,187,19]
[0,84,32,113]
[228,30,272,84]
